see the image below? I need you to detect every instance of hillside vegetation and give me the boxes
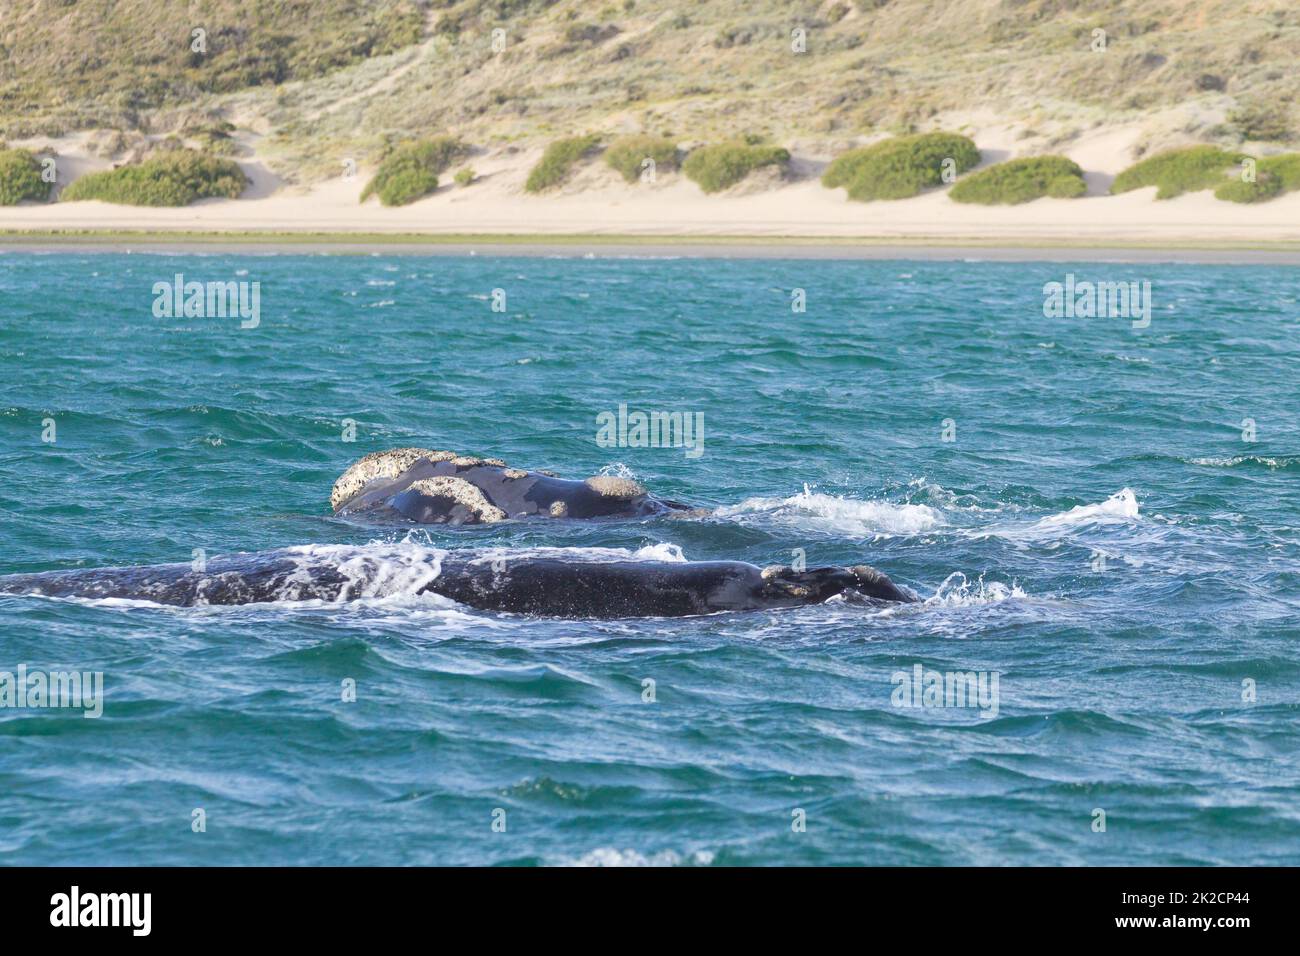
[0,0,423,137]
[0,0,1297,189]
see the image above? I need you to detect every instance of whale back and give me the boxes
[0,550,916,616]
[425,557,763,617]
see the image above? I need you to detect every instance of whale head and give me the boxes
[759,564,917,606]
[848,565,919,603]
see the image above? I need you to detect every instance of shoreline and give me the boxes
[4,231,1300,263]
[6,95,1300,267]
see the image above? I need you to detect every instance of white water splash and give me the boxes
[1029,488,1140,532]
[1187,455,1296,470]
[47,541,457,612]
[557,847,715,867]
[717,485,943,538]
[280,540,448,600]
[929,572,1028,606]
[595,461,639,480]
[905,478,1009,514]
[466,542,688,565]
[629,542,688,562]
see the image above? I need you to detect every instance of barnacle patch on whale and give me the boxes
[331,447,456,511]
[503,468,528,480]
[584,476,646,499]
[549,500,569,517]
[406,477,507,523]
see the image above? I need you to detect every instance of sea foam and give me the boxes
[716,485,943,538]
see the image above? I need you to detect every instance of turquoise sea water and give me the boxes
[0,252,1297,866]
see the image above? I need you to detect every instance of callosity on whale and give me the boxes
[0,548,918,618]
[331,447,698,524]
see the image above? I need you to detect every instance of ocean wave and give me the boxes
[960,488,1141,544]
[556,847,715,867]
[716,485,944,538]
[1027,488,1140,532]
[1186,454,1299,471]
[904,478,1010,514]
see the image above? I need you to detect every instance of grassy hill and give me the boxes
[0,0,423,134]
[2,0,1297,184]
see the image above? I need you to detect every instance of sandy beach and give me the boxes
[4,129,1300,252]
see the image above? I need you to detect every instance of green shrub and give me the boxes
[949,156,1087,204]
[1260,153,1300,191]
[525,135,601,193]
[604,134,678,183]
[681,141,790,193]
[822,132,980,201]
[0,147,50,204]
[60,150,247,205]
[454,166,475,187]
[371,168,437,206]
[1214,153,1300,203]
[1214,175,1283,203]
[360,136,465,206]
[1110,146,1240,199]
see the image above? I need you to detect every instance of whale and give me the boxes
[0,548,917,618]
[331,448,699,524]
[423,555,918,617]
